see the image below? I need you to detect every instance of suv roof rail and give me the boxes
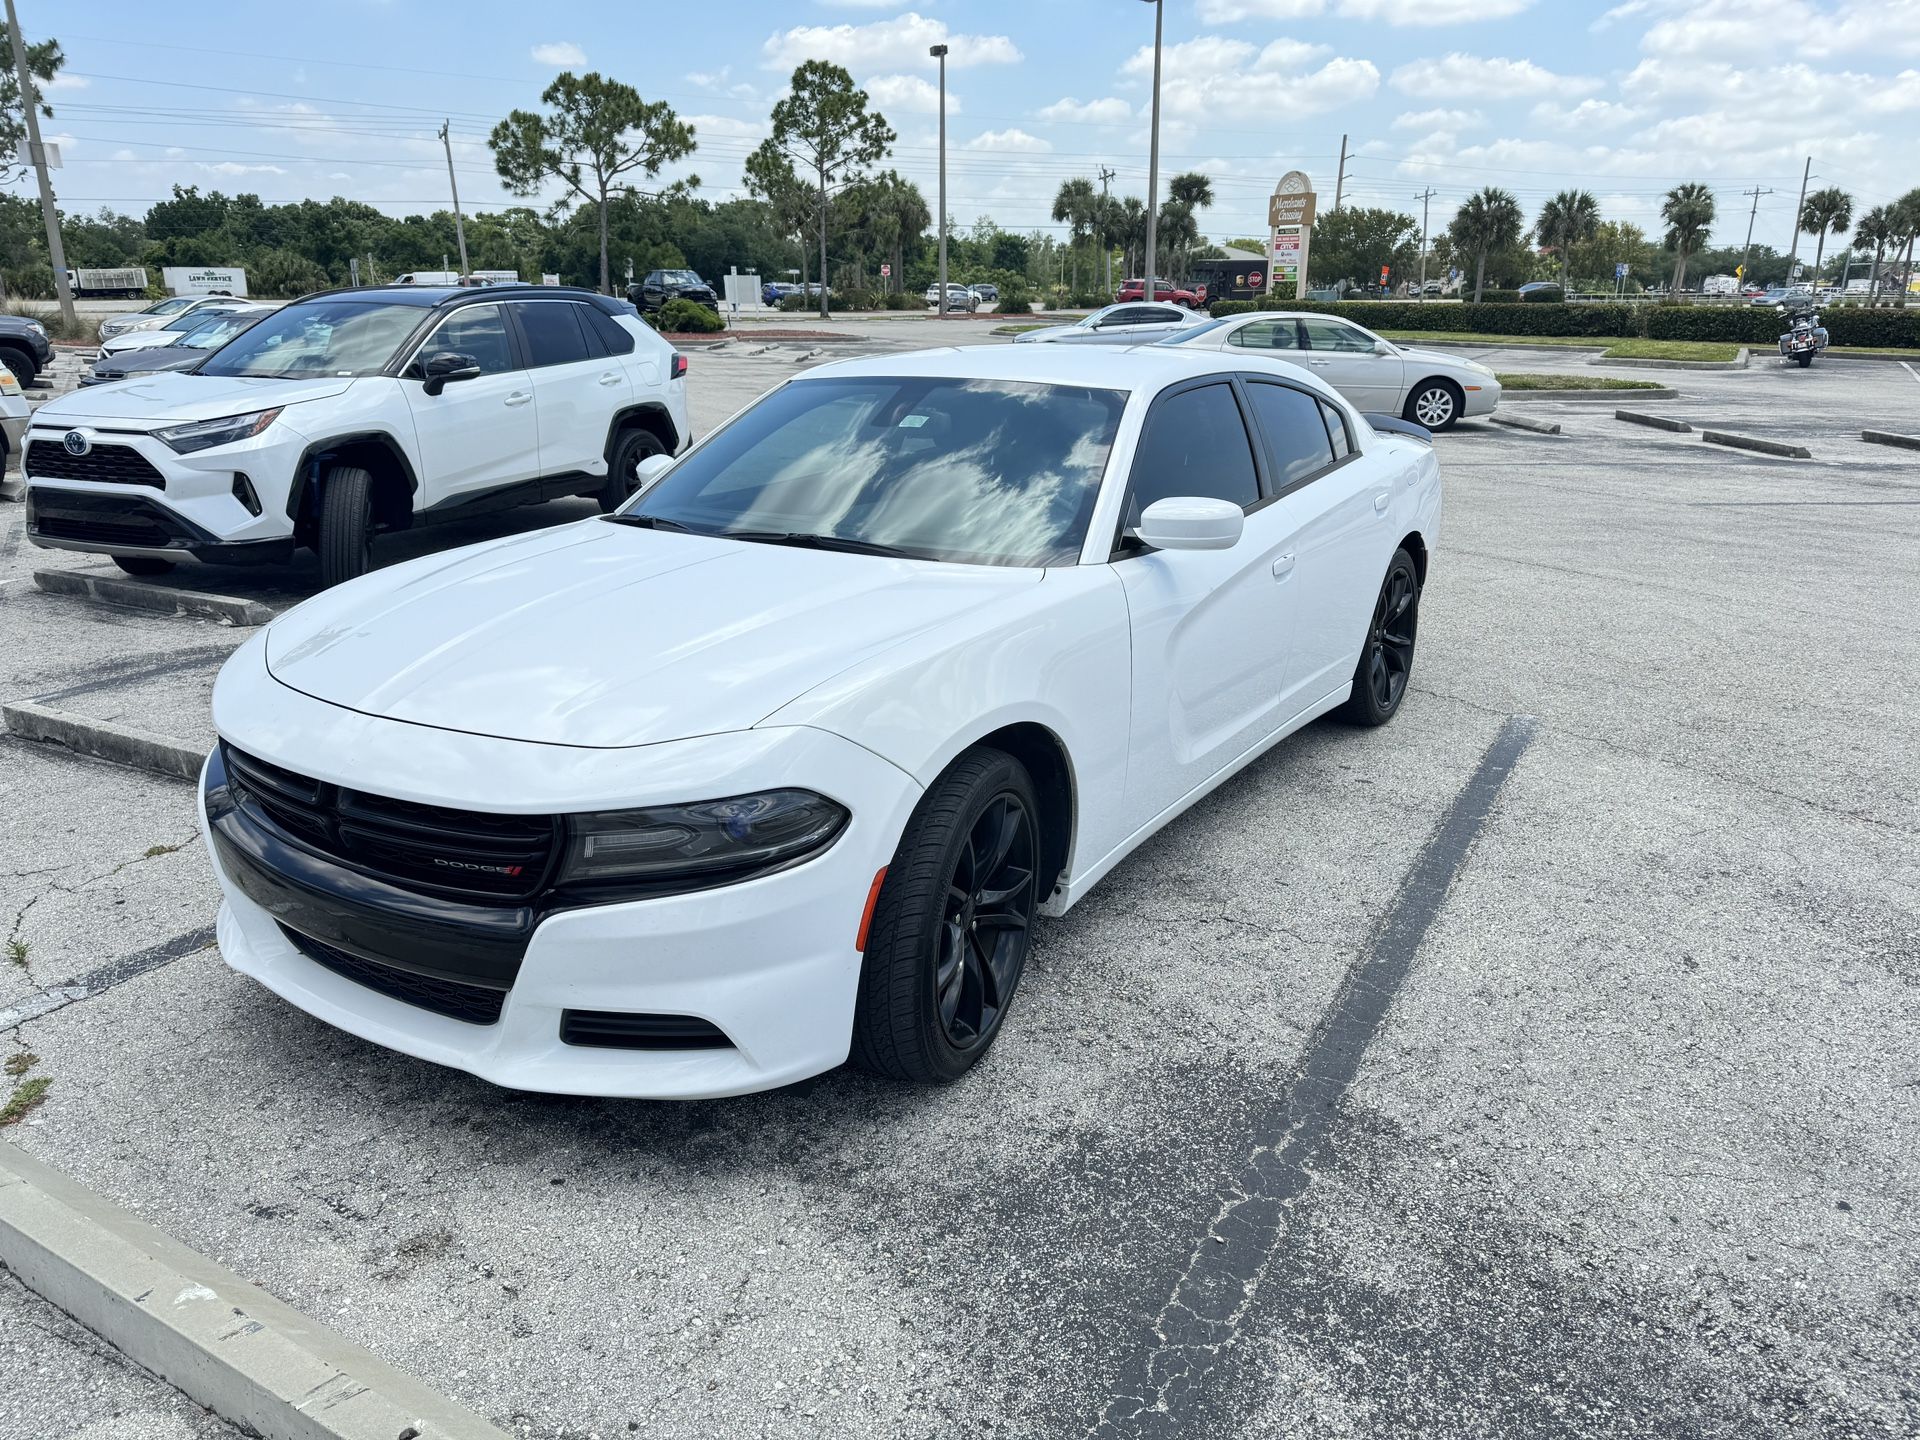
[284,282,634,314]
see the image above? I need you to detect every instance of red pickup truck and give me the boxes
[1113,277,1202,307]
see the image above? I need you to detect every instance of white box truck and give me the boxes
[66,267,150,298]
[162,266,248,297]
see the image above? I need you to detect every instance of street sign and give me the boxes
[881,263,891,278]
[1615,262,1629,279]
[1267,170,1317,301]
[1380,265,1390,284]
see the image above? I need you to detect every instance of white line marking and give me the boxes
[1901,361,1919,385]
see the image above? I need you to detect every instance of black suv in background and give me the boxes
[628,269,719,314]
[0,315,54,388]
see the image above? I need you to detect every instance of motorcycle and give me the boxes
[1777,303,1828,368]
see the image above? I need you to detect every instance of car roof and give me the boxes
[800,342,1340,397]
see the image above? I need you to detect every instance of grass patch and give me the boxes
[1600,338,1740,361]
[143,842,182,858]
[1377,330,1742,362]
[0,1076,51,1126]
[5,1053,37,1078]
[1378,329,1604,349]
[4,938,26,967]
[1494,373,1667,391]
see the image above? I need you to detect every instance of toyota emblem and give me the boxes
[62,430,90,457]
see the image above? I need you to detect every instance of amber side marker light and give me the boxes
[855,867,889,952]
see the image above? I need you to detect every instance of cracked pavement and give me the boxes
[0,343,1915,1437]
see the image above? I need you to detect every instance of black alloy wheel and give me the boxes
[598,428,667,512]
[852,747,1042,1083]
[1338,547,1420,726]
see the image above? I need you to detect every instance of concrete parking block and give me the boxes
[0,1141,508,1440]
[2,700,204,780]
[33,570,276,627]
[1489,413,1562,435]
[1861,429,1920,451]
[1615,409,1694,432]
[1702,429,1812,459]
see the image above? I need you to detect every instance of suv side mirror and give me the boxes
[633,453,674,491]
[420,350,481,396]
[1136,496,1244,552]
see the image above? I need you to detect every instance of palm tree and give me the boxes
[1799,187,1853,289]
[1893,188,1920,309]
[1447,186,1524,302]
[1534,189,1600,292]
[1661,182,1716,292]
[1117,196,1148,283]
[1052,178,1097,291]
[1156,172,1215,287]
[874,171,929,293]
[1852,205,1895,301]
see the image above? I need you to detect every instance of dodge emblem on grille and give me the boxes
[62,430,91,457]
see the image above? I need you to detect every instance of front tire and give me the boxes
[111,555,175,577]
[1338,548,1420,727]
[1405,379,1462,431]
[597,428,667,513]
[1794,352,1814,367]
[316,464,374,588]
[0,347,38,388]
[852,747,1042,1084]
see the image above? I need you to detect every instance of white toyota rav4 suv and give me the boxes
[25,285,691,586]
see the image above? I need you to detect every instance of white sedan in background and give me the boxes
[98,302,257,355]
[1013,301,1211,345]
[200,345,1439,1099]
[1157,311,1501,431]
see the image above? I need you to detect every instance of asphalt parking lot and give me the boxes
[1,335,1917,1438]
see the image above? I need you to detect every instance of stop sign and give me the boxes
[881,263,892,278]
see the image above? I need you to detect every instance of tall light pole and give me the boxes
[440,120,470,277]
[1415,187,1437,296]
[5,0,75,330]
[930,43,948,317]
[1140,0,1163,301]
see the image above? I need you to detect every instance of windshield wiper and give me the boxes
[718,530,926,560]
[601,513,698,532]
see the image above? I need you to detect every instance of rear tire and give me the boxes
[597,428,667,513]
[111,555,175,577]
[0,347,38,388]
[852,747,1041,1084]
[1337,548,1420,727]
[316,464,374,588]
[1404,379,1462,431]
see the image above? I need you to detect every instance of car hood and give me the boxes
[263,520,1045,749]
[33,372,356,425]
[95,347,204,375]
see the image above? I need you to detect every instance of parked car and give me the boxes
[1012,302,1212,345]
[968,283,1000,304]
[98,294,236,343]
[25,284,690,587]
[98,302,252,356]
[925,283,978,312]
[1421,281,1444,297]
[197,343,1441,1098]
[761,281,800,306]
[1751,286,1813,308]
[1158,311,1501,431]
[630,269,719,314]
[1515,281,1563,301]
[0,314,53,388]
[0,363,30,471]
[1114,278,1200,307]
[80,308,276,387]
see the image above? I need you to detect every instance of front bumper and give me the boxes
[199,664,921,1098]
[1462,379,1502,416]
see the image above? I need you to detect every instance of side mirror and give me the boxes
[420,350,481,396]
[1775,303,1786,312]
[633,453,674,491]
[1136,497,1244,552]
[1372,339,1395,355]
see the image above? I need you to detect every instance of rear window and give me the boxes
[583,305,636,355]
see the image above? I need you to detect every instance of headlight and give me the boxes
[24,320,44,337]
[155,408,282,454]
[558,790,848,888]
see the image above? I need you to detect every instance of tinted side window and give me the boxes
[427,303,514,375]
[1299,318,1376,353]
[1127,383,1261,523]
[1227,318,1299,351]
[513,301,592,367]
[1321,400,1352,461]
[583,304,636,355]
[1244,381,1337,492]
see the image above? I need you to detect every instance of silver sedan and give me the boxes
[1012,301,1211,345]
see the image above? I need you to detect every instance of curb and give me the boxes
[1596,348,1749,371]
[1702,429,1811,459]
[1862,429,1920,451]
[1615,409,1693,433]
[33,570,275,627]
[0,1142,508,1440]
[1503,387,1678,401]
[2,701,204,781]
[1490,413,1562,435]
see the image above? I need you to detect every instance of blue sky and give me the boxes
[17,0,1920,254]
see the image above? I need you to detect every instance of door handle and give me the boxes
[505,391,532,406]
[1307,358,1331,367]
[598,372,622,386]
[1272,552,1296,579]
[1372,491,1390,513]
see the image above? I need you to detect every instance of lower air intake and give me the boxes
[559,1010,732,1051]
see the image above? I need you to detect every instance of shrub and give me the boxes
[1823,309,1920,347]
[2,263,55,299]
[882,290,917,309]
[657,298,724,333]
[778,291,812,312]
[1520,286,1563,303]
[1478,289,1521,304]
[994,279,1034,315]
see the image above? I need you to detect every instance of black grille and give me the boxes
[278,924,506,1026]
[32,512,176,548]
[223,744,558,901]
[27,439,167,489]
[561,1010,733,1050]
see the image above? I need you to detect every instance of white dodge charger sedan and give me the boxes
[200,345,1440,1099]
[1158,310,1501,431]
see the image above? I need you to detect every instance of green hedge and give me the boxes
[657,298,724,333]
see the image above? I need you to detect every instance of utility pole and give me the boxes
[1333,133,1352,211]
[4,0,75,329]
[1415,186,1437,295]
[1099,165,1116,298]
[1141,0,1163,301]
[439,120,469,277]
[1739,185,1772,289]
[930,44,948,316]
[1781,157,1812,284]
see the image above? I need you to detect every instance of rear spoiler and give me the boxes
[1362,413,1432,443]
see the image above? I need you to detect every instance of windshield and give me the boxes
[146,297,194,316]
[660,270,703,286]
[162,309,230,333]
[196,299,423,379]
[182,315,256,350]
[629,375,1128,567]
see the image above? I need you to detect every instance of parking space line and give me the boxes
[1088,716,1539,1437]
[0,925,215,1033]
[1901,361,1919,385]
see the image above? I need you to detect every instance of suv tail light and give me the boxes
[671,353,688,380]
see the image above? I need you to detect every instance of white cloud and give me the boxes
[110,148,136,161]
[1338,0,1533,21]
[1630,0,1920,60]
[683,113,765,140]
[1119,36,1375,121]
[1862,69,1920,112]
[45,73,89,90]
[864,73,951,114]
[1392,107,1482,130]
[1197,0,1324,18]
[530,42,586,66]
[1036,96,1131,124]
[964,127,1051,153]
[1391,53,1596,99]
[762,13,1021,71]
[327,172,352,180]
[199,162,286,176]
[1530,98,1639,131]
